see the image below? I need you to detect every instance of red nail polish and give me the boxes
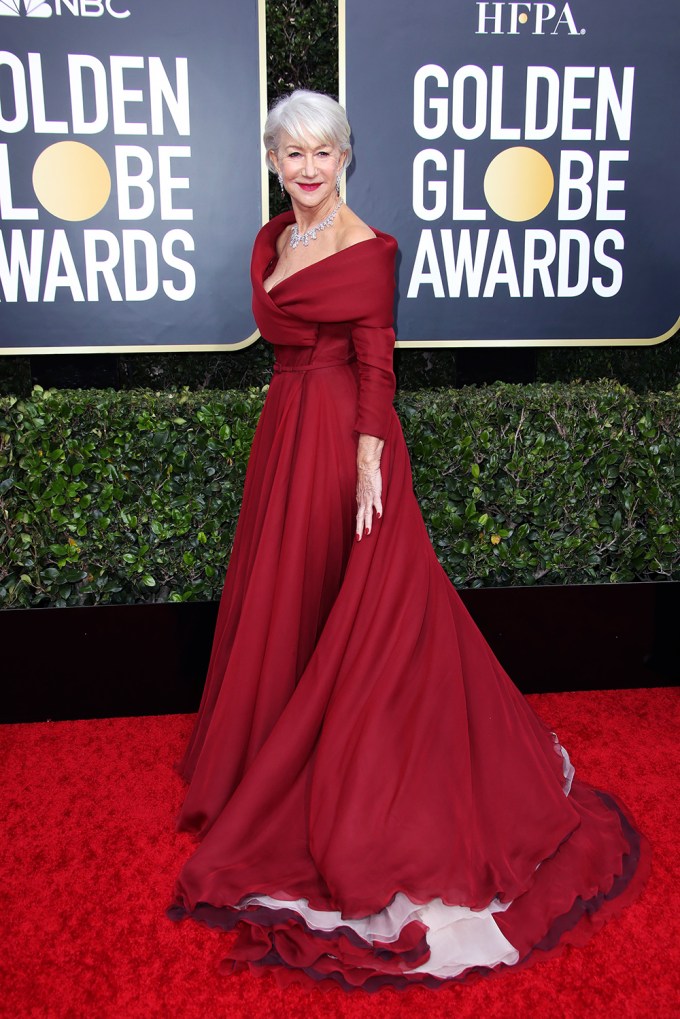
[377,512,382,519]
[365,527,369,535]
[356,532,360,541]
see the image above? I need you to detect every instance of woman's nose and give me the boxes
[302,154,316,176]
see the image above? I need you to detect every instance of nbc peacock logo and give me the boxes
[0,0,130,17]
[0,0,52,15]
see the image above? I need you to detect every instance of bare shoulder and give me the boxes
[337,208,377,251]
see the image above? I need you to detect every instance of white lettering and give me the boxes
[413,149,447,221]
[490,66,521,140]
[106,0,131,18]
[552,3,579,34]
[0,145,39,220]
[483,229,521,297]
[592,229,624,297]
[524,66,560,140]
[68,55,108,134]
[595,67,634,142]
[413,64,448,141]
[55,0,130,15]
[441,228,490,296]
[0,229,44,301]
[411,66,628,144]
[149,57,190,136]
[0,52,29,134]
[405,228,621,300]
[596,151,628,221]
[476,2,504,34]
[28,54,68,134]
[122,230,158,300]
[158,146,192,220]
[115,146,155,219]
[407,230,445,298]
[562,67,595,141]
[523,229,556,297]
[558,151,593,220]
[162,229,195,300]
[81,0,105,15]
[452,150,486,220]
[451,65,487,140]
[43,229,85,302]
[1,53,190,136]
[83,230,123,300]
[110,56,147,135]
[533,3,556,34]
[508,3,533,34]
[557,229,590,296]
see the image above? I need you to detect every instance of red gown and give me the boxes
[166,210,651,991]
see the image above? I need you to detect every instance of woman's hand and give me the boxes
[355,434,384,541]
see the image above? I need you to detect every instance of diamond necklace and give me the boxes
[289,198,344,249]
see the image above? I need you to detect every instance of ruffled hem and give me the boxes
[166,785,650,992]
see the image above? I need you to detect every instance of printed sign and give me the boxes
[342,0,680,346]
[0,0,266,352]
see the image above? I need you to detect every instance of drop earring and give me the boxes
[336,171,342,197]
[277,171,284,195]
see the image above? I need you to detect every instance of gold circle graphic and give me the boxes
[483,147,554,222]
[518,11,529,23]
[32,142,111,222]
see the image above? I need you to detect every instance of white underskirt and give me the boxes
[241,890,519,977]
[554,733,575,795]
[239,737,574,978]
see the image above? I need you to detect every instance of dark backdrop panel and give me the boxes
[343,0,680,345]
[0,0,265,352]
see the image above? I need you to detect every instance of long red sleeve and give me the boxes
[349,244,397,439]
[351,320,396,439]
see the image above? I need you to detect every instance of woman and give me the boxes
[167,90,650,991]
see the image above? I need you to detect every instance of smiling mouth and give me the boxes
[297,183,322,191]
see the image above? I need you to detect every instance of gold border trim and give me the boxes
[338,0,347,109]
[258,0,270,231]
[1,0,268,358]
[338,0,347,202]
[2,340,259,355]
[394,312,680,348]
[338,0,677,351]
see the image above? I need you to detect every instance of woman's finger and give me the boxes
[364,503,373,535]
[355,501,365,540]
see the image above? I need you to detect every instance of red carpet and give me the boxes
[2,688,678,1018]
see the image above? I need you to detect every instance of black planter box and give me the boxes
[2,582,677,724]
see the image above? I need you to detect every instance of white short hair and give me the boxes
[263,89,353,173]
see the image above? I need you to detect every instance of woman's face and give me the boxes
[271,130,345,212]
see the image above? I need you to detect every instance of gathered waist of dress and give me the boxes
[273,354,357,374]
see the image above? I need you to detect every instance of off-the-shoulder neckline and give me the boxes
[265,234,382,296]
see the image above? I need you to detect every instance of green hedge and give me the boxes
[1,382,678,608]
